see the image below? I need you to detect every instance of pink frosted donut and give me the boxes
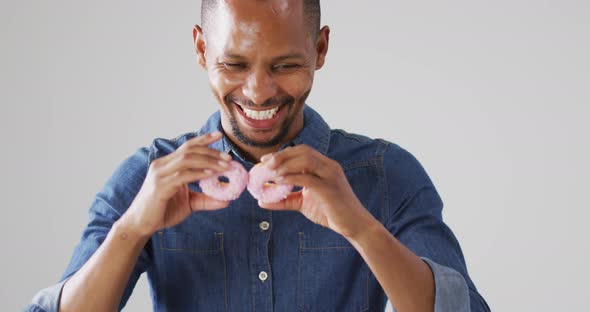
[247,162,294,204]
[199,161,249,201]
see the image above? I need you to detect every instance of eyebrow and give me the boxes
[223,53,247,60]
[221,52,306,62]
[272,53,306,62]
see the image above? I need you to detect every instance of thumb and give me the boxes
[189,190,230,211]
[258,191,302,211]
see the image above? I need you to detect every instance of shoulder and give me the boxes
[328,128,435,190]
[96,145,151,216]
[328,128,418,168]
[328,129,389,166]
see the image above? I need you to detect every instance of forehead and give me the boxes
[207,0,312,56]
[225,0,299,17]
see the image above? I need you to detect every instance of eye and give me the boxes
[221,62,247,71]
[273,64,301,71]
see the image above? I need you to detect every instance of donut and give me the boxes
[247,162,294,204]
[199,160,249,201]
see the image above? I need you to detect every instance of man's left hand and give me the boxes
[258,144,376,239]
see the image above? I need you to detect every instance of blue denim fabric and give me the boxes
[25,104,490,311]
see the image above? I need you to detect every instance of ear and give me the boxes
[315,25,330,70]
[193,24,207,69]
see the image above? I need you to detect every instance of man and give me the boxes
[26,0,490,311]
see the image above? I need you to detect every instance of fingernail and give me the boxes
[211,131,222,137]
[260,154,273,162]
[204,169,214,174]
[219,160,229,167]
[220,153,232,161]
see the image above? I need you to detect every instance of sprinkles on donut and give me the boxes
[247,162,294,204]
[199,160,249,201]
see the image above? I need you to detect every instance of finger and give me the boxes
[182,131,224,148]
[189,191,230,211]
[164,168,217,186]
[260,146,287,169]
[258,191,302,211]
[180,145,231,160]
[262,145,318,170]
[161,153,231,176]
[273,153,325,179]
[259,146,295,169]
[181,139,233,162]
[159,168,217,199]
[276,173,321,189]
[152,132,230,171]
[161,132,223,163]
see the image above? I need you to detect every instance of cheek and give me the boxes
[278,71,314,99]
[208,70,245,97]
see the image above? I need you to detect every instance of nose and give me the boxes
[242,68,278,106]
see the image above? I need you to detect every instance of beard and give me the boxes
[224,93,298,148]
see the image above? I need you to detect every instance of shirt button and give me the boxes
[259,271,268,282]
[259,221,270,231]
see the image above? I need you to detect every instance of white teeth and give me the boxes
[242,106,280,120]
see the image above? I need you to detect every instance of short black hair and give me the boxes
[201,0,321,40]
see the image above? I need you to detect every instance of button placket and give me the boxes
[249,207,274,311]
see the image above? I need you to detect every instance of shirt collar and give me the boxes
[200,104,331,161]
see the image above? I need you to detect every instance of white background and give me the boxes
[1,0,588,311]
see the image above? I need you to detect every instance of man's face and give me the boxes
[194,0,328,148]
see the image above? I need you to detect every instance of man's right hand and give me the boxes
[123,131,232,237]
[58,132,233,312]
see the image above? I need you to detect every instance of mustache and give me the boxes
[225,94,295,109]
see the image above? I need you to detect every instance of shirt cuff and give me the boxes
[421,257,470,312]
[26,278,68,312]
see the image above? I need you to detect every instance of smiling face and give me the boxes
[193,0,329,161]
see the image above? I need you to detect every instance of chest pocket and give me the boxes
[155,227,228,312]
[295,164,386,311]
[297,226,370,312]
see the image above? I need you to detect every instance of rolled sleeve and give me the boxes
[384,145,490,311]
[23,279,68,312]
[421,257,470,312]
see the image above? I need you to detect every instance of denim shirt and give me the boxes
[25,104,490,312]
